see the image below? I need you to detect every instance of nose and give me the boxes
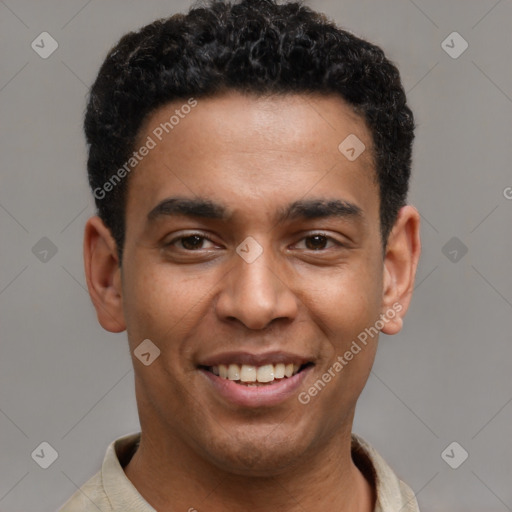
[215,246,298,330]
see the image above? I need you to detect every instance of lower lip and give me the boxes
[199,366,314,408]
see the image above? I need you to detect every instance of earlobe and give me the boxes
[380,205,421,336]
[83,216,126,333]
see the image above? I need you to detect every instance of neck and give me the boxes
[124,427,375,512]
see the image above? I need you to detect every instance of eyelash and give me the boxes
[166,232,217,250]
[165,232,344,251]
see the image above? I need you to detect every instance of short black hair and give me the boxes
[85,0,414,261]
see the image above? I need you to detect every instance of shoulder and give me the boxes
[58,432,141,512]
[351,433,420,512]
[58,470,111,512]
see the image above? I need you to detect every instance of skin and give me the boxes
[84,92,420,512]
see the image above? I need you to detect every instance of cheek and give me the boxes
[308,259,383,344]
[121,260,208,345]
[305,270,382,412]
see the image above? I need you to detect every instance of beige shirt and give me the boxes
[59,432,420,512]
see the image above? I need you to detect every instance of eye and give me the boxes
[294,233,341,251]
[166,233,217,251]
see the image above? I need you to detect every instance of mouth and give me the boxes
[200,362,315,387]
[197,351,316,406]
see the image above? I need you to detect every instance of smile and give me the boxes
[198,351,315,405]
[206,363,310,386]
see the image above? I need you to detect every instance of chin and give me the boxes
[199,426,312,477]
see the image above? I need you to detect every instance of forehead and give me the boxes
[126,92,378,228]
[136,92,373,160]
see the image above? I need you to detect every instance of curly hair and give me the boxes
[85,0,414,261]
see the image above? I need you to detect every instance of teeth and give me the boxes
[274,363,285,379]
[210,363,303,383]
[240,365,257,382]
[219,364,228,379]
[256,364,274,383]
[227,364,240,381]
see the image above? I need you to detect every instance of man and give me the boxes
[60,0,421,510]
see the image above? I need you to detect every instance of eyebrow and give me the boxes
[147,197,229,222]
[146,196,363,224]
[276,198,363,223]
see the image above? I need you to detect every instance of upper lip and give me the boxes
[198,351,313,367]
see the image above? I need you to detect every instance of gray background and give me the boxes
[1,0,511,511]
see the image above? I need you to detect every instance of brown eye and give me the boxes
[180,235,205,250]
[305,235,329,250]
[164,232,218,254]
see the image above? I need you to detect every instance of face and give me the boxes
[86,92,419,476]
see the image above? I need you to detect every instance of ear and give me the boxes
[83,216,126,333]
[380,205,421,335]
